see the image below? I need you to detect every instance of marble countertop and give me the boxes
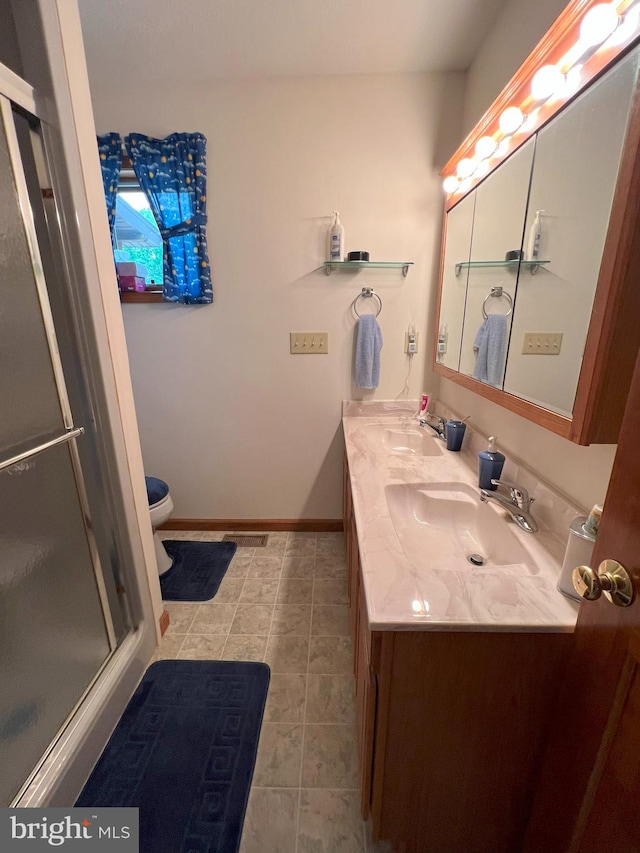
[343,401,580,633]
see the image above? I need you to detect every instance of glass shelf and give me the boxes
[454,259,550,276]
[324,261,413,277]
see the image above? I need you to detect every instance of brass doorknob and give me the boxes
[572,560,634,608]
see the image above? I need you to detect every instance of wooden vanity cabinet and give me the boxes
[343,457,575,853]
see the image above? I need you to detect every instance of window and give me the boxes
[114,189,163,289]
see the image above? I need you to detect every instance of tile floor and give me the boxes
[153,530,382,853]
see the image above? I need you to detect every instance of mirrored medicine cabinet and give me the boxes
[434,42,640,445]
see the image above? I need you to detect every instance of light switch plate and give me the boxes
[522,332,563,354]
[290,332,329,354]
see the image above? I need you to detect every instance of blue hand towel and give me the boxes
[355,314,383,389]
[473,313,507,387]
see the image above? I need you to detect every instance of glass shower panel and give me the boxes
[0,444,112,805]
[0,105,65,458]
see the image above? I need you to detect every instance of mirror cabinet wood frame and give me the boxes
[434,0,640,445]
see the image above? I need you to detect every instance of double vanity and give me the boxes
[342,401,579,853]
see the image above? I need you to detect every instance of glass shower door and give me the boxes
[0,94,115,805]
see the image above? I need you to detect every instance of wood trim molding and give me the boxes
[570,81,640,444]
[159,609,170,637]
[442,0,640,208]
[159,518,344,532]
[120,291,163,303]
[433,361,572,439]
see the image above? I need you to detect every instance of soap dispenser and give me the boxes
[478,437,505,490]
[329,211,344,262]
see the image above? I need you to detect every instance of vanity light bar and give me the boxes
[442,0,640,200]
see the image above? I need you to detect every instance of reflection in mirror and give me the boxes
[458,138,534,388]
[503,49,638,416]
[437,193,474,372]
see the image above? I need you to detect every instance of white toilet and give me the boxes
[145,476,175,576]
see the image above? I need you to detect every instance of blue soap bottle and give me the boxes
[478,436,505,490]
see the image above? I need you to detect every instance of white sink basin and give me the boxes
[366,423,444,457]
[385,481,536,574]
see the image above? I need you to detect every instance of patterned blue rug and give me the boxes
[77,660,270,853]
[160,540,237,601]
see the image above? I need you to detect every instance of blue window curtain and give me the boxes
[97,133,123,245]
[124,132,213,304]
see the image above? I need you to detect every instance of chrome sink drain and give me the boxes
[467,553,486,566]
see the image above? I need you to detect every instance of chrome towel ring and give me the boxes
[482,286,513,319]
[353,287,383,318]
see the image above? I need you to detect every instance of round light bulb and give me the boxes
[443,175,459,193]
[580,3,619,47]
[459,178,472,194]
[608,6,640,46]
[495,138,511,158]
[474,160,490,179]
[475,136,497,160]
[531,65,565,100]
[457,157,476,179]
[499,106,524,134]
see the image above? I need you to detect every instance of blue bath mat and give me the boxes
[160,540,237,601]
[76,660,270,853]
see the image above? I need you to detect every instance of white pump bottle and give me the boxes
[329,211,344,262]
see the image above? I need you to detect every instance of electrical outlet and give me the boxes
[521,332,563,354]
[404,331,419,354]
[289,332,329,354]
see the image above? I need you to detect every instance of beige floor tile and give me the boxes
[230,552,254,567]
[298,789,364,853]
[264,673,307,723]
[213,577,245,602]
[149,633,185,662]
[264,635,310,673]
[315,554,348,580]
[164,602,198,634]
[252,723,303,787]
[240,578,280,604]
[222,634,267,662]
[277,579,313,605]
[311,605,350,636]
[248,556,284,578]
[306,675,356,724]
[230,604,274,634]
[309,637,354,675]
[281,556,316,579]
[288,531,317,541]
[177,634,225,660]
[301,725,359,788]
[285,538,317,557]
[189,602,237,634]
[160,530,198,541]
[262,535,288,556]
[271,605,312,636]
[224,560,251,578]
[316,533,346,550]
[317,532,345,542]
[196,531,226,541]
[313,578,349,605]
[239,787,298,853]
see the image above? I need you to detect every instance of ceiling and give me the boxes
[78,0,507,87]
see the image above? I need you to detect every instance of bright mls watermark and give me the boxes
[0,809,138,850]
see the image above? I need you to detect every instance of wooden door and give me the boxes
[523,347,640,853]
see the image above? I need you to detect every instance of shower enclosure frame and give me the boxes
[0,1,161,808]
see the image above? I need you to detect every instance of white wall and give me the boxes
[441,0,617,512]
[90,72,464,520]
[462,0,569,135]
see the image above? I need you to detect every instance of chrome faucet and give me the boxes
[480,478,538,533]
[418,412,446,440]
